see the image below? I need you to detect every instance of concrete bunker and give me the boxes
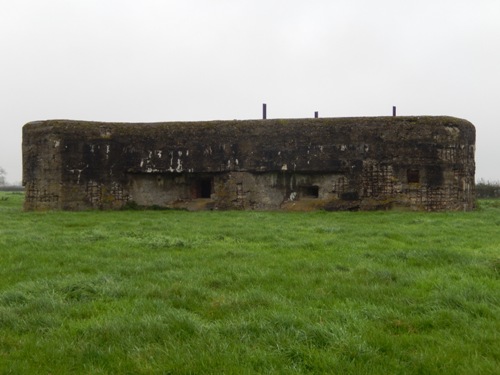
[22,116,476,211]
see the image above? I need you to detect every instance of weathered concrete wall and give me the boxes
[22,117,476,211]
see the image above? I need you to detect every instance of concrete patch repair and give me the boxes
[22,117,475,211]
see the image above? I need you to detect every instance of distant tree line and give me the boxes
[0,167,5,186]
[0,167,23,191]
[476,180,500,199]
[0,186,23,192]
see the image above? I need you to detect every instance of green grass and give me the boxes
[0,192,499,374]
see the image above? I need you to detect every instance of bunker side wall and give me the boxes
[22,123,64,210]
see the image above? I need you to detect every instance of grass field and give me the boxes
[0,192,499,374]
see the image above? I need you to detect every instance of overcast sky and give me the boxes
[1,0,499,184]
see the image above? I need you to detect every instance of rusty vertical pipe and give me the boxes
[263,103,267,120]
[392,106,396,117]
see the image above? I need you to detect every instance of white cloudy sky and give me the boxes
[1,0,499,184]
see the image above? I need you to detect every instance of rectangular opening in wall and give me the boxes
[299,185,319,198]
[407,169,420,183]
[192,178,212,198]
